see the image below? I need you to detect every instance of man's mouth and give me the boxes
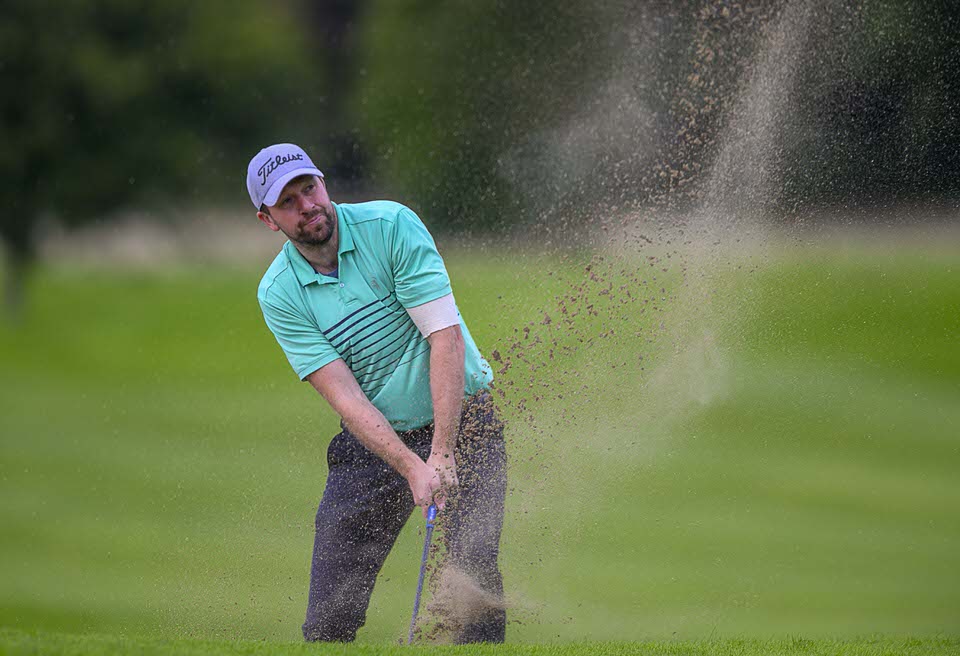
[304,213,324,227]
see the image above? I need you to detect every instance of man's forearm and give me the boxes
[340,400,423,477]
[427,325,466,455]
[306,361,422,478]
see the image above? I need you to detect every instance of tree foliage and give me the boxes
[352,1,610,233]
[351,1,960,230]
[3,0,958,281]
[0,0,326,268]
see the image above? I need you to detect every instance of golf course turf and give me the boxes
[1,233,958,649]
[3,628,959,655]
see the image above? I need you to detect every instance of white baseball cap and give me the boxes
[246,143,324,209]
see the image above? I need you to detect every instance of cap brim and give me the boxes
[262,167,324,208]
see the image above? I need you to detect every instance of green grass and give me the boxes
[1,237,958,649]
[2,628,958,656]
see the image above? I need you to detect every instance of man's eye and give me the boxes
[304,184,315,193]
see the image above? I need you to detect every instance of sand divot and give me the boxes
[415,565,509,644]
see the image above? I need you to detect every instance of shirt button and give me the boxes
[339,283,344,287]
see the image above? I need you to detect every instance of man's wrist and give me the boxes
[429,433,455,457]
[396,447,425,480]
[429,449,454,462]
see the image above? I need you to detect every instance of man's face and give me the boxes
[257,175,336,247]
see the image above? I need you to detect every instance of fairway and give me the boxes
[3,628,960,656]
[1,234,958,647]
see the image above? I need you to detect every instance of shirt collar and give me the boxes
[286,203,354,287]
[334,202,355,256]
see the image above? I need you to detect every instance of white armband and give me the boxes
[406,293,460,338]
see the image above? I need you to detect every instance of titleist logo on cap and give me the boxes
[246,143,323,208]
[258,152,305,186]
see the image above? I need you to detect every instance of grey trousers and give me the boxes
[302,391,507,643]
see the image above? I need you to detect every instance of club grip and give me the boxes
[426,504,437,527]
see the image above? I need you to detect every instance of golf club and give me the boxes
[407,503,437,644]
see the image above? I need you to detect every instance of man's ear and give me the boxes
[257,210,280,232]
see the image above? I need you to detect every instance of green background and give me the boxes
[2,235,957,644]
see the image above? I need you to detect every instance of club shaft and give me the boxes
[407,524,435,644]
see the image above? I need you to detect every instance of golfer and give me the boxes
[247,144,507,643]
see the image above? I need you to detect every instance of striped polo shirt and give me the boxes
[257,200,493,431]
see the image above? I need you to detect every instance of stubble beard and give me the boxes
[292,207,336,247]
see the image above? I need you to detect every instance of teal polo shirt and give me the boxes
[257,200,494,431]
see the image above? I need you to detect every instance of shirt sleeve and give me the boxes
[406,292,460,337]
[258,288,341,380]
[388,207,453,308]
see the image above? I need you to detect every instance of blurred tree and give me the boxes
[0,0,325,317]
[352,0,608,234]
[780,0,960,212]
[352,0,960,233]
[302,0,368,187]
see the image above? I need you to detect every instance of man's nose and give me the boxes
[296,195,314,214]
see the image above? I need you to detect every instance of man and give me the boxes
[247,143,506,643]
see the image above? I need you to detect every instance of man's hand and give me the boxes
[406,459,445,517]
[426,449,459,510]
